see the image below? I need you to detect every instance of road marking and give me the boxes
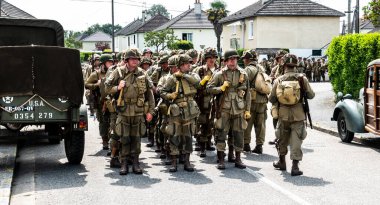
[245,168,312,205]
[0,144,17,205]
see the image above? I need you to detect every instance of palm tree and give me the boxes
[206,0,228,55]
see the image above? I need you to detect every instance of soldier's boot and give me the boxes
[227,145,235,163]
[184,153,194,172]
[200,142,207,158]
[102,136,109,150]
[160,147,166,159]
[146,134,154,147]
[234,152,246,169]
[164,150,172,165]
[252,144,263,154]
[243,144,251,152]
[217,151,225,170]
[132,155,143,175]
[194,136,201,151]
[206,139,216,151]
[119,159,128,175]
[273,155,286,170]
[169,155,177,173]
[110,157,121,168]
[178,153,185,164]
[291,160,303,176]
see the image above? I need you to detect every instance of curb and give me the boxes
[0,144,17,205]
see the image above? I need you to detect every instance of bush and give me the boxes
[171,40,194,50]
[327,34,380,99]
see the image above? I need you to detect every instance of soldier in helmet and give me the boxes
[186,49,198,71]
[192,48,218,157]
[269,54,315,176]
[105,48,155,175]
[161,54,201,172]
[207,49,250,170]
[85,54,114,150]
[143,48,153,59]
[140,57,153,73]
[242,50,271,154]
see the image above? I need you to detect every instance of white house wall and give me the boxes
[173,29,217,50]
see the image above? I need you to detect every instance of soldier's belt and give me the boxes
[174,97,193,103]
[124,98,138,104]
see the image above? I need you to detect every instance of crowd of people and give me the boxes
[81,47,315,177]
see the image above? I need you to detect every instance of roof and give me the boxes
[115,19,142,36]
[155,8,213,31]
[0,0,35,19]
[81,31,112,42]
[220,0,345,24]
[360,19,375,30]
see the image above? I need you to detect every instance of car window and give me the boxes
[368,67,374,89]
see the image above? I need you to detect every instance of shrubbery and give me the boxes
[327,34,380,99]
[171,40,194,50]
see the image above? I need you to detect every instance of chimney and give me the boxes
[194,0,202,16]
[142,10,146,23]
[262,0,269,4]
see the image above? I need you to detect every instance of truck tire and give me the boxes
[64,131,85,164]
[337,112,354,143]
[5,123,23,132]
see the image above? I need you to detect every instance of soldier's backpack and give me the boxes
[276,79,301,105]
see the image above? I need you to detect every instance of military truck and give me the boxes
[0,18,88,164]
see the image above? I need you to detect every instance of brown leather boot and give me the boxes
[110,157,121,168]
[291,160,303,176]
[228,145,235,162]
[200,142,206,158]
[252,144,263,154]
[273,155,286,170]
[234,151,246,169]
[169,155,177,172]
[119,159,128,175]
[132,155,143,174]
[217,151,225,170]
[184,153,194,172]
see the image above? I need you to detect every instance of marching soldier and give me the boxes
[320,58,327,82]
[186,49,199,71]
[140,57,153,74]
[161,54,201,172]
[313,59,321,82]
[85,54,114,150]
[242,50,271,154]
[305,58,313,80]
[269,54,315,176]
[193,48,218,157]
[207,49,251,170]
[105,49,155,175]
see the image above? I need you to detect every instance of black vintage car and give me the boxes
[0,18,88,164]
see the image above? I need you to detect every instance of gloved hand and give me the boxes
[167,92,178,100]
[200,75,211,86]
[174,71,183,78]
[244,111,251,120]
[220,81,230,92]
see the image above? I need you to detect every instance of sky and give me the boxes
[5,0,371,32]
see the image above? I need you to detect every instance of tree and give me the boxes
[146,4,170,18]
[206,0,228,55]
[364,0,380,26]
[144,29,178,52]
[83,23,122,36]
[64,30,82,49]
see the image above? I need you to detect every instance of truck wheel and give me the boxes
[5,123,23,132]
[337,112,354,143]
[64,131,85,164]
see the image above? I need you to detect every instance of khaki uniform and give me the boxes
[161,72,201,155]
[312,63,321,82]
[269,70,315,160]
[104,65,119,148]
[244,62,270,146]
[193,65,216,143]
[105,66,155,160]
[207,67,251,152]
[156,73,172,154]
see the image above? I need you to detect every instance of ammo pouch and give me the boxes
[169,103,180,117]
[158,103,168,114]
[136,75,147,95]
[235,97,245,110]
[106,99,116,113]
[250,88,257,101]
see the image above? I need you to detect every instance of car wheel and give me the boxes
[64,131,85,164]
[5,123,24,132]
[337,112,354,143]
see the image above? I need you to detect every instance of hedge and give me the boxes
[171,40,194,50]
[327,34,380,99]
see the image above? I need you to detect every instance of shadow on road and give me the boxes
[220,165,260,183]
[281,172,332,187]
[167,168,213,185]
[105,171,162,189]
[245,152,278,162]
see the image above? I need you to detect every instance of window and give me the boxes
[230,38,240,49]
[128,36,130,47]
[248,20,254,39]
[182,33,193,42]
[312,50,322,56]
[133,35,136,44]
[232,25,237,35]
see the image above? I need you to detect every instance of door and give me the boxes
[365,65,380,134]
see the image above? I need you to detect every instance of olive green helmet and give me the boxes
[275,49,288,59]
[241,50,253,60]
[186,49,198,58]
[93,54,101,61]
[177,54,192,67]
[140,57,152,65]
[116,52,123,61]
[168,55,179,67]
[204,47,218,59]
[124,48,141,60]
[282,53,298,67]
[143,48,153,55]
[223,49,239,60]
[158,55,169,65]
[249,49,258,60]
[99,54,114,64]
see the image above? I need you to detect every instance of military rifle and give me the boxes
[298,76,313,129]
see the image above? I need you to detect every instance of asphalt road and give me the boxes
[8,109,380,205]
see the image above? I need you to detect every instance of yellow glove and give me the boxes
[220,81,230,92]
[244,111,251,120]
[174,71,183,78]
[167,92,178,100]
[200,75,211,86]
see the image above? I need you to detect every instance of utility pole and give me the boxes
[345,0,352,34]
[0,0,2,17]
[111,0,115,52]
[355,0,359,33]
